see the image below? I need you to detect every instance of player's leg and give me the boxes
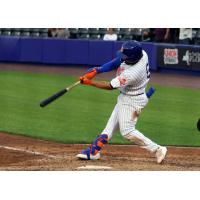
[76,104,119,160]
[100,104,119,140]
[118,95,167,163]
[119,104,159,152]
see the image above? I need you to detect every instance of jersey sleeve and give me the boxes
[110,69,143,89]
[96,57,122,73]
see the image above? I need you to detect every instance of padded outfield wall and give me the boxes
[0,36,199,73]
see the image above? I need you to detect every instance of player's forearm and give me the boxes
[90,80,113,90]
[80,76,113,90]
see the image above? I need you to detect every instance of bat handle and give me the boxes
[66,81,80,91]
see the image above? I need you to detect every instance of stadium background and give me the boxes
[0,28,199,170]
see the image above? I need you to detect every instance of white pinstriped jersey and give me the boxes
[110,50,150,95]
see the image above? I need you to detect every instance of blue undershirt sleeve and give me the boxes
[96,57,122,73]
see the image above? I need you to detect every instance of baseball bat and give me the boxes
[40,81,80,108]
[197,118,200,131]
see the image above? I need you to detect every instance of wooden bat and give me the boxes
[40,81,80,108]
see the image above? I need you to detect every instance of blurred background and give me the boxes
[0,28,199,45]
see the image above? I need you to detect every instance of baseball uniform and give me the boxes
[101,50,159,153]
[77,41,167,163]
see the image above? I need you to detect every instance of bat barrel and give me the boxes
[40,88,67,107]
[40,81,80,108]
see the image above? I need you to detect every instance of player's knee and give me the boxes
[123,130,145,146]
[119,114,138,137]
[120,123,135,137]
[122,128,137,139]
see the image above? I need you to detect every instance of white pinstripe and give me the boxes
[101,50,159,153]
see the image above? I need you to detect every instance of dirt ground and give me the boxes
[1,132,200,171]
[0,63,200,171]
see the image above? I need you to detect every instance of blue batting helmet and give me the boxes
[120,40,143,64]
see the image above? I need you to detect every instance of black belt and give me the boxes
[120,92,144,96]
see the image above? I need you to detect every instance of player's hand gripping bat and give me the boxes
[40,81,80,107]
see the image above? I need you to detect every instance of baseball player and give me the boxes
[76,40,167,164]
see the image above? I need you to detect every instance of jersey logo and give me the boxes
[118,77,126,86]
[117,67,124,76]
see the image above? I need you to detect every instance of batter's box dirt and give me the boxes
[0,148,42,166]
[0,132,200,171]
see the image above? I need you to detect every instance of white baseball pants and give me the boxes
[101,93,159,153]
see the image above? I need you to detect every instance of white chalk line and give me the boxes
[0,144,68,159]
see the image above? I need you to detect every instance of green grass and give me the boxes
[0,71,200,146]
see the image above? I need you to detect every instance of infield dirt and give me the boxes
[0,132,200,171]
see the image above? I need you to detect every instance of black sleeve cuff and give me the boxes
[110,82,115,89]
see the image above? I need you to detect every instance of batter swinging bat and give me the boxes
[40,81,80,107]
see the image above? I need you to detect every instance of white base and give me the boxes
[76,165,112,170]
